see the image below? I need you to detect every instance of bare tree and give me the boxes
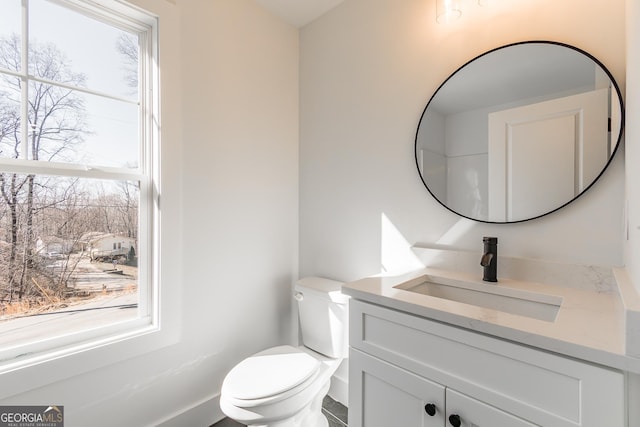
[116,181,138,238]
[0,34,87,302]
[39,180,88,291]
[116,33,139,91]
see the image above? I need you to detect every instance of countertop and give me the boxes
[342,267,640,374]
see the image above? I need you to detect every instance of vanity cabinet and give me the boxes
[348,300,625,427]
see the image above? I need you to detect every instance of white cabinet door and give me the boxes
[446,388,536,427]
[349,348,446,427]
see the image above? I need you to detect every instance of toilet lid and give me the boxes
[222,345,320,401]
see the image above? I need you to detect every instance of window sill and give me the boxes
[0,316,179,400]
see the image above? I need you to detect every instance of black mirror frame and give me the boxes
[414,40,625,224]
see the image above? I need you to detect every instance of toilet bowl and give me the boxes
[220,345,341,426]
[219,277,349,427]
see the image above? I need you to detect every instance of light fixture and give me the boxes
[436,0,489,23]
[436,0,462,24]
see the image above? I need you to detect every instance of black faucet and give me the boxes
[480,237,498,282]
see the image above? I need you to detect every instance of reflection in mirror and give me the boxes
[415,41,624,223]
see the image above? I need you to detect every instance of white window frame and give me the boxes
[0,0,175,395]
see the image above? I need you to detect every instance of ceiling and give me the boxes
[431,43,603,115]
[254,0,345,27]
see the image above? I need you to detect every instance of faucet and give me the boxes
[480,237,498,282]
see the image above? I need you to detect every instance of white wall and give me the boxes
[300,0,626,282]
[177,0,299,423]
[0,1,300,426]
[627,0,640,292]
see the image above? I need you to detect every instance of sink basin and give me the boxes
[393,276,562,322]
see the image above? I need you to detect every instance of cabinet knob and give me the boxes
[424,403,436,416]
[448,414,461,427]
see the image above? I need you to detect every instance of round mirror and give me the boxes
[415,41,624,223]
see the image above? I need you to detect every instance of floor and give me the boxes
[212,395,348,427]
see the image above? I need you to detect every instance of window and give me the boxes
[0,0,158,364]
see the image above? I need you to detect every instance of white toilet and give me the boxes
[220,277,349,427]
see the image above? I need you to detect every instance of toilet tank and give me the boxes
[295,277,350,359]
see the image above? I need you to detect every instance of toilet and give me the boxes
[220,277,349,427]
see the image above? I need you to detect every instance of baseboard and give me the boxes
[154,392,222,427]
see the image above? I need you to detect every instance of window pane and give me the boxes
[0,175,140,349]
[0,77,21,159]
[0,1,22,72]
[84,94,139,168]
[0,0,154,362]
[27,82,139,168]
[29,0,139,99]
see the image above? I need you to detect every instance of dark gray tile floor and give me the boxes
[211,395,347,426]
[321,395,348,426]
[211,418,243,427]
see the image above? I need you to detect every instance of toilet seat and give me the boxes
[221,345,321,408]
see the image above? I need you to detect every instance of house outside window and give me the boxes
[0,0,158,366]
